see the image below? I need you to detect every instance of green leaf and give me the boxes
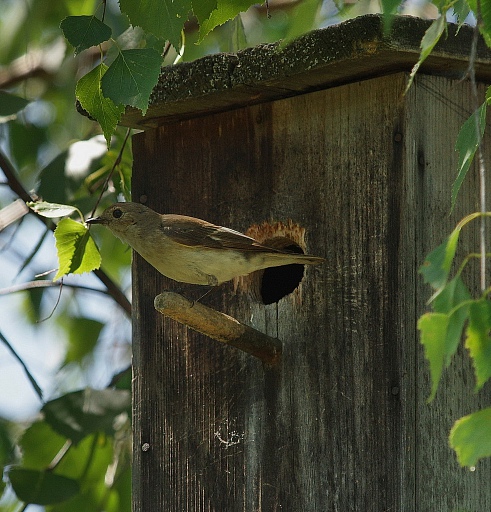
[450,408,491,467]
[8,468,79,505]
[418,312,449,401]
[453,0,471,28]
[419,212,482,297]
[432,277,471,364]
[418,277,471,401]
[64,317,104,364]
[42,388,131,444]
[452,103,487,211]
[468,0,491,46]
[281,0,323,46]
[406,15,446,92]
[380,0,401,34]
[198,0,258,42]
[0,91,30,116]
[101,49,162,114]
[20,421,67,469]
[464,299,491,391]
[419,230,460,292]
[27,201,77,218]
[54,218,101,280]
[53,433,114,485]
[193,0,218,25]
[76,64,125,146]
[19,423,116,497]
[60,15,112,55]
[119,0,191,49]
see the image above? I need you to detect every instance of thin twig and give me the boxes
[0,279,111,296]
[90,127,131,217]
[0,330,43,401]
[47,439,72,471]
[37,279,63,322]
[0,148,132,317]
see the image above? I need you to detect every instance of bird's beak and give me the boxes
[86,216,103,225]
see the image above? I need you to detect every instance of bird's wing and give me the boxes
[160,215,274,252]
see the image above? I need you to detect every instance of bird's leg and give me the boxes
[190,285,217,307]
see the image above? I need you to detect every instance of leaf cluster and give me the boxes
[414,1,491,468]
[5,388,132,510]
[60,0,272,144]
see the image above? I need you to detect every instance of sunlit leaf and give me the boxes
[8,468,79,505]
[418,312,449,401]
[76,64,125,146]
[42,388,131,444]
[432,276,471,365]
[418,277,471,401]
[60,15,111,54]
[54,432,114,483]
[101,49,162,114]
[450,407,491,467]
[54,218,101,280]
[119,0,191,49]
[198,0,258,42]
[20,421,67,469]
[452,103,487,211]
[28,201,77,218]
[464,299,491,391]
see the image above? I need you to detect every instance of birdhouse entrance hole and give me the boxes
[249,236,306,305]
[260,238,305,304]
[239,221,311,304]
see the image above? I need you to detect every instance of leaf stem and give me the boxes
[90,127,131,218]
[469,2,487,291]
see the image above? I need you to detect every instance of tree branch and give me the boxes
[0,150,132,317]
[0,279,111,296]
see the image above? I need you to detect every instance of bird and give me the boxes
[86,202,324,286]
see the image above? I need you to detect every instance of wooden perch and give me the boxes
[154,292,282,365]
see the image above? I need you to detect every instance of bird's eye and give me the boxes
[113,208,123,219]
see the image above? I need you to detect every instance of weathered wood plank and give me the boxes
[132,71,491,511]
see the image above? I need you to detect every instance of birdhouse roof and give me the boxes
[120,14,491,130]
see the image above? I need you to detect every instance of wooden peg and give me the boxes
[154,292,282,365]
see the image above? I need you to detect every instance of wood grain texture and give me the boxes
[132,72,491,511]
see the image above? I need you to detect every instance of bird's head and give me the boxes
[86,202,155,238]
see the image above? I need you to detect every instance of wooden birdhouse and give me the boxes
[123,15,491,511]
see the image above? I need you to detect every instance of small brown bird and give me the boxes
[87,202,324,286]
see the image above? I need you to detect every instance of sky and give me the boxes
[0,139,132,422]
